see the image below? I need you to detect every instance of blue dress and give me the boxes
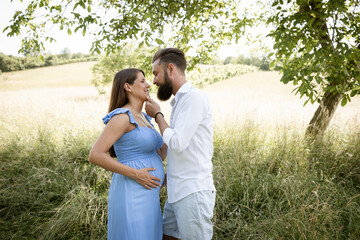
[103,108,165,240]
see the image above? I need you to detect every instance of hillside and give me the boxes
[0,61,97,91]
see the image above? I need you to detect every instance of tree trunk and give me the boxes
[305,91,342,138]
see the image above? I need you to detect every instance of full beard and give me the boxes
[157,71,173,101]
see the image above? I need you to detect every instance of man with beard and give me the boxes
[145,48,216,240]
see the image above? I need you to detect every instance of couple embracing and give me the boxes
[89,48,216,240]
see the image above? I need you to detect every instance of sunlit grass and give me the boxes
[212,123,360,239]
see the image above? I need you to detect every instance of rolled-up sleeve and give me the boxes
[163,127,175,147]
[163,92,205,153]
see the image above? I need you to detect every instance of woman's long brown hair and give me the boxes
[107,68,145,157]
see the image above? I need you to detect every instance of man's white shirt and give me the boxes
[163,82,216,203]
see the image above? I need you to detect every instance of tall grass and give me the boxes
[212,123,360,239]
[0,122,107,239]
[1,121,359,239]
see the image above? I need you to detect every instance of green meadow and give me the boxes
[0,62,360,239]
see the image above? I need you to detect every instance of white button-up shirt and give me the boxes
[163,82,216,203]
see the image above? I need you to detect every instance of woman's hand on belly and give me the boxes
[134,168,162,190]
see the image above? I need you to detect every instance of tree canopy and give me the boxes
[4,0,254,66]
[268,0,360,136]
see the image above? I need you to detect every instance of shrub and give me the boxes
[0,53,24,72]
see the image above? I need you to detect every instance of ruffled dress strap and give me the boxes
[102,108,138,127]
[142,112,154,128]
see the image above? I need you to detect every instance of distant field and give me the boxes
[0,62,359,131]
[0,61,97,91]
[206,71,360,130]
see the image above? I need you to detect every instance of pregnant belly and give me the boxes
[122,155,165,182]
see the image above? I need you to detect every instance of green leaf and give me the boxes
[67,28,72,35]
[73,2,79,10]
[82,28,86,36]
[324,86,335,92]
[303,98,310,106]
[350,90,358,97]
[298,83,306,94]
[341,97,347,106]
[155,38,164,45]
[269,60,276,69]
[274,65,282,71]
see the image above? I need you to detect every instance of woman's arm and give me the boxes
[89,114,161,189]
[156,144,167,189]
[156,143,167,161]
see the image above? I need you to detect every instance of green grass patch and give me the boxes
[212,124,360,239]
[0,122,359,239]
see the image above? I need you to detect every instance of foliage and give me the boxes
[188,64,258,88]
[60,47,71,60]
[3,0,255,68]
[91,43,258,93]
[267,0,360,106]
[91,44,156,94]
[0,53,25,72]
[1,121,359,239]
[92,51,257,94]
[206,55,223,65]
[0,52,99,72]
[224,54,271,71]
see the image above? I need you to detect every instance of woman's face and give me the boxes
[130,72,150,101]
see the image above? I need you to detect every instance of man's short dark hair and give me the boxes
[152,48,187,73]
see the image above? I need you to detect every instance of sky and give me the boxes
[0,0,270,59]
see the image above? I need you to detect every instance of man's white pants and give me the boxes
[162,190,216,240]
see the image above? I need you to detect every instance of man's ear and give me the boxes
[124,83,132,92]
[168,63,175,75]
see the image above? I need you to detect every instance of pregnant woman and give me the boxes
[89,68,166,240]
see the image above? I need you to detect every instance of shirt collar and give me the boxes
[170,82,192,106]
